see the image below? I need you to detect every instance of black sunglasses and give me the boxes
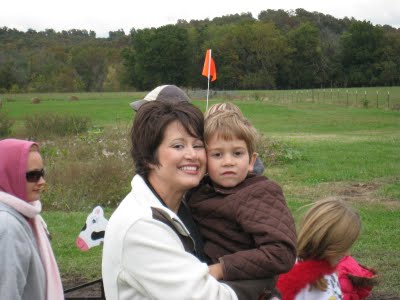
[26,169,45,183]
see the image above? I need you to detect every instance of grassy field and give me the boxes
[1,90,400,296]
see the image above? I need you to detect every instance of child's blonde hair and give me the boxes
[298,197,361,261]
[204,102,243,119]
[297,197,361,290]
[204,110,258,158]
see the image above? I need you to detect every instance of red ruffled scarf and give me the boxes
[277,260,336,300]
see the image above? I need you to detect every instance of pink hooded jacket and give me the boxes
[0,138,64,300]
[0,138,37,201]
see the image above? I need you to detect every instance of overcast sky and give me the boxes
[2,0,399,37]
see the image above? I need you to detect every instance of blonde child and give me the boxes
[277,197,364,300]
[188,108,296,298]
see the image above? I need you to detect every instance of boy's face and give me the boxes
[206,134,257,188]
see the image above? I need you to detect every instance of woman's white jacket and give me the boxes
[102,175,237,300]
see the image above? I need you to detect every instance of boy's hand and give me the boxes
[208,263,223,280]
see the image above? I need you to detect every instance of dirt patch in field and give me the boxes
[332,181,400,208]
[336,182,381,201]
[286,180,399,208]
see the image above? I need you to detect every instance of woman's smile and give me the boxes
[148,121,206,202]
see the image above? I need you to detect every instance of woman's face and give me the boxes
[148,121,206,196]
[26,150,46,202]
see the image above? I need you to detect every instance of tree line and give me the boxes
[1,8,399,93]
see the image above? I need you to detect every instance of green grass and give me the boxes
[269,138,400,184]
[352,204,400,295]
[238,102,400,134]
[42,210,111,286]
[378,181,400,199]
[2,90,400,296]
[1,92,140,127]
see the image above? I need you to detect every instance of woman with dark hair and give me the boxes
[102,100,239,299]
[0,139,64,300]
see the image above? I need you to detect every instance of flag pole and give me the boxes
[206,49,212,111]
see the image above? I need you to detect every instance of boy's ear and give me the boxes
[248,152,258,172]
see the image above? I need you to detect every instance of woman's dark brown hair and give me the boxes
[130,101,204,178]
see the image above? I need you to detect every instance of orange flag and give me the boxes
[202,49,217,81]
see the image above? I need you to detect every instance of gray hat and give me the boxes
[129,85,190,111]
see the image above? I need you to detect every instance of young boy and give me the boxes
[188,108,297,287]
[204,102,265,175]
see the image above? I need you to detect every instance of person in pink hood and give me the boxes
[0,138,64,300]
[337,255,378,300]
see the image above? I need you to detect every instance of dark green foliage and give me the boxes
[1,9,400,92]
[0,111,14,137]
[24,113,91,138]
[0,26,129,93]
[286,22,322,88]
[126,25,191,90]
[340,21,387,86]
[211,12,256,26]
[71,46,108,91]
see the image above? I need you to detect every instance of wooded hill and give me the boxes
[1,8,399,93]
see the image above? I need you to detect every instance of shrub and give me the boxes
[24,113,91,139]
[69,95,79,101]
[391,104,400,111]
[256,134,305,167]
[253,92,262,101]
[363,97,369,108]
[40,125,133,210]
[0,111,14,137]
[31,97,41,104]
[10,84,21,93]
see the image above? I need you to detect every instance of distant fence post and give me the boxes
[376,90,379,108]
[337,89,339,104]
[364,90,367,108]
[346,90,349,106]
[355,90,358,106]
[387,91,390,109]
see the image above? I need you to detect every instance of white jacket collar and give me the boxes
[130,175,190,236]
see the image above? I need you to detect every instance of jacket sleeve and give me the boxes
[337,256,377,300]
[0,212,31,300]
[221,181,297,281]
[121,217,238,300]
[338,272,353,300]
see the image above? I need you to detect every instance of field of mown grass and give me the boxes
[1,90,399,296]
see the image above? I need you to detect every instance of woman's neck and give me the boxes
[147,176,183,213]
